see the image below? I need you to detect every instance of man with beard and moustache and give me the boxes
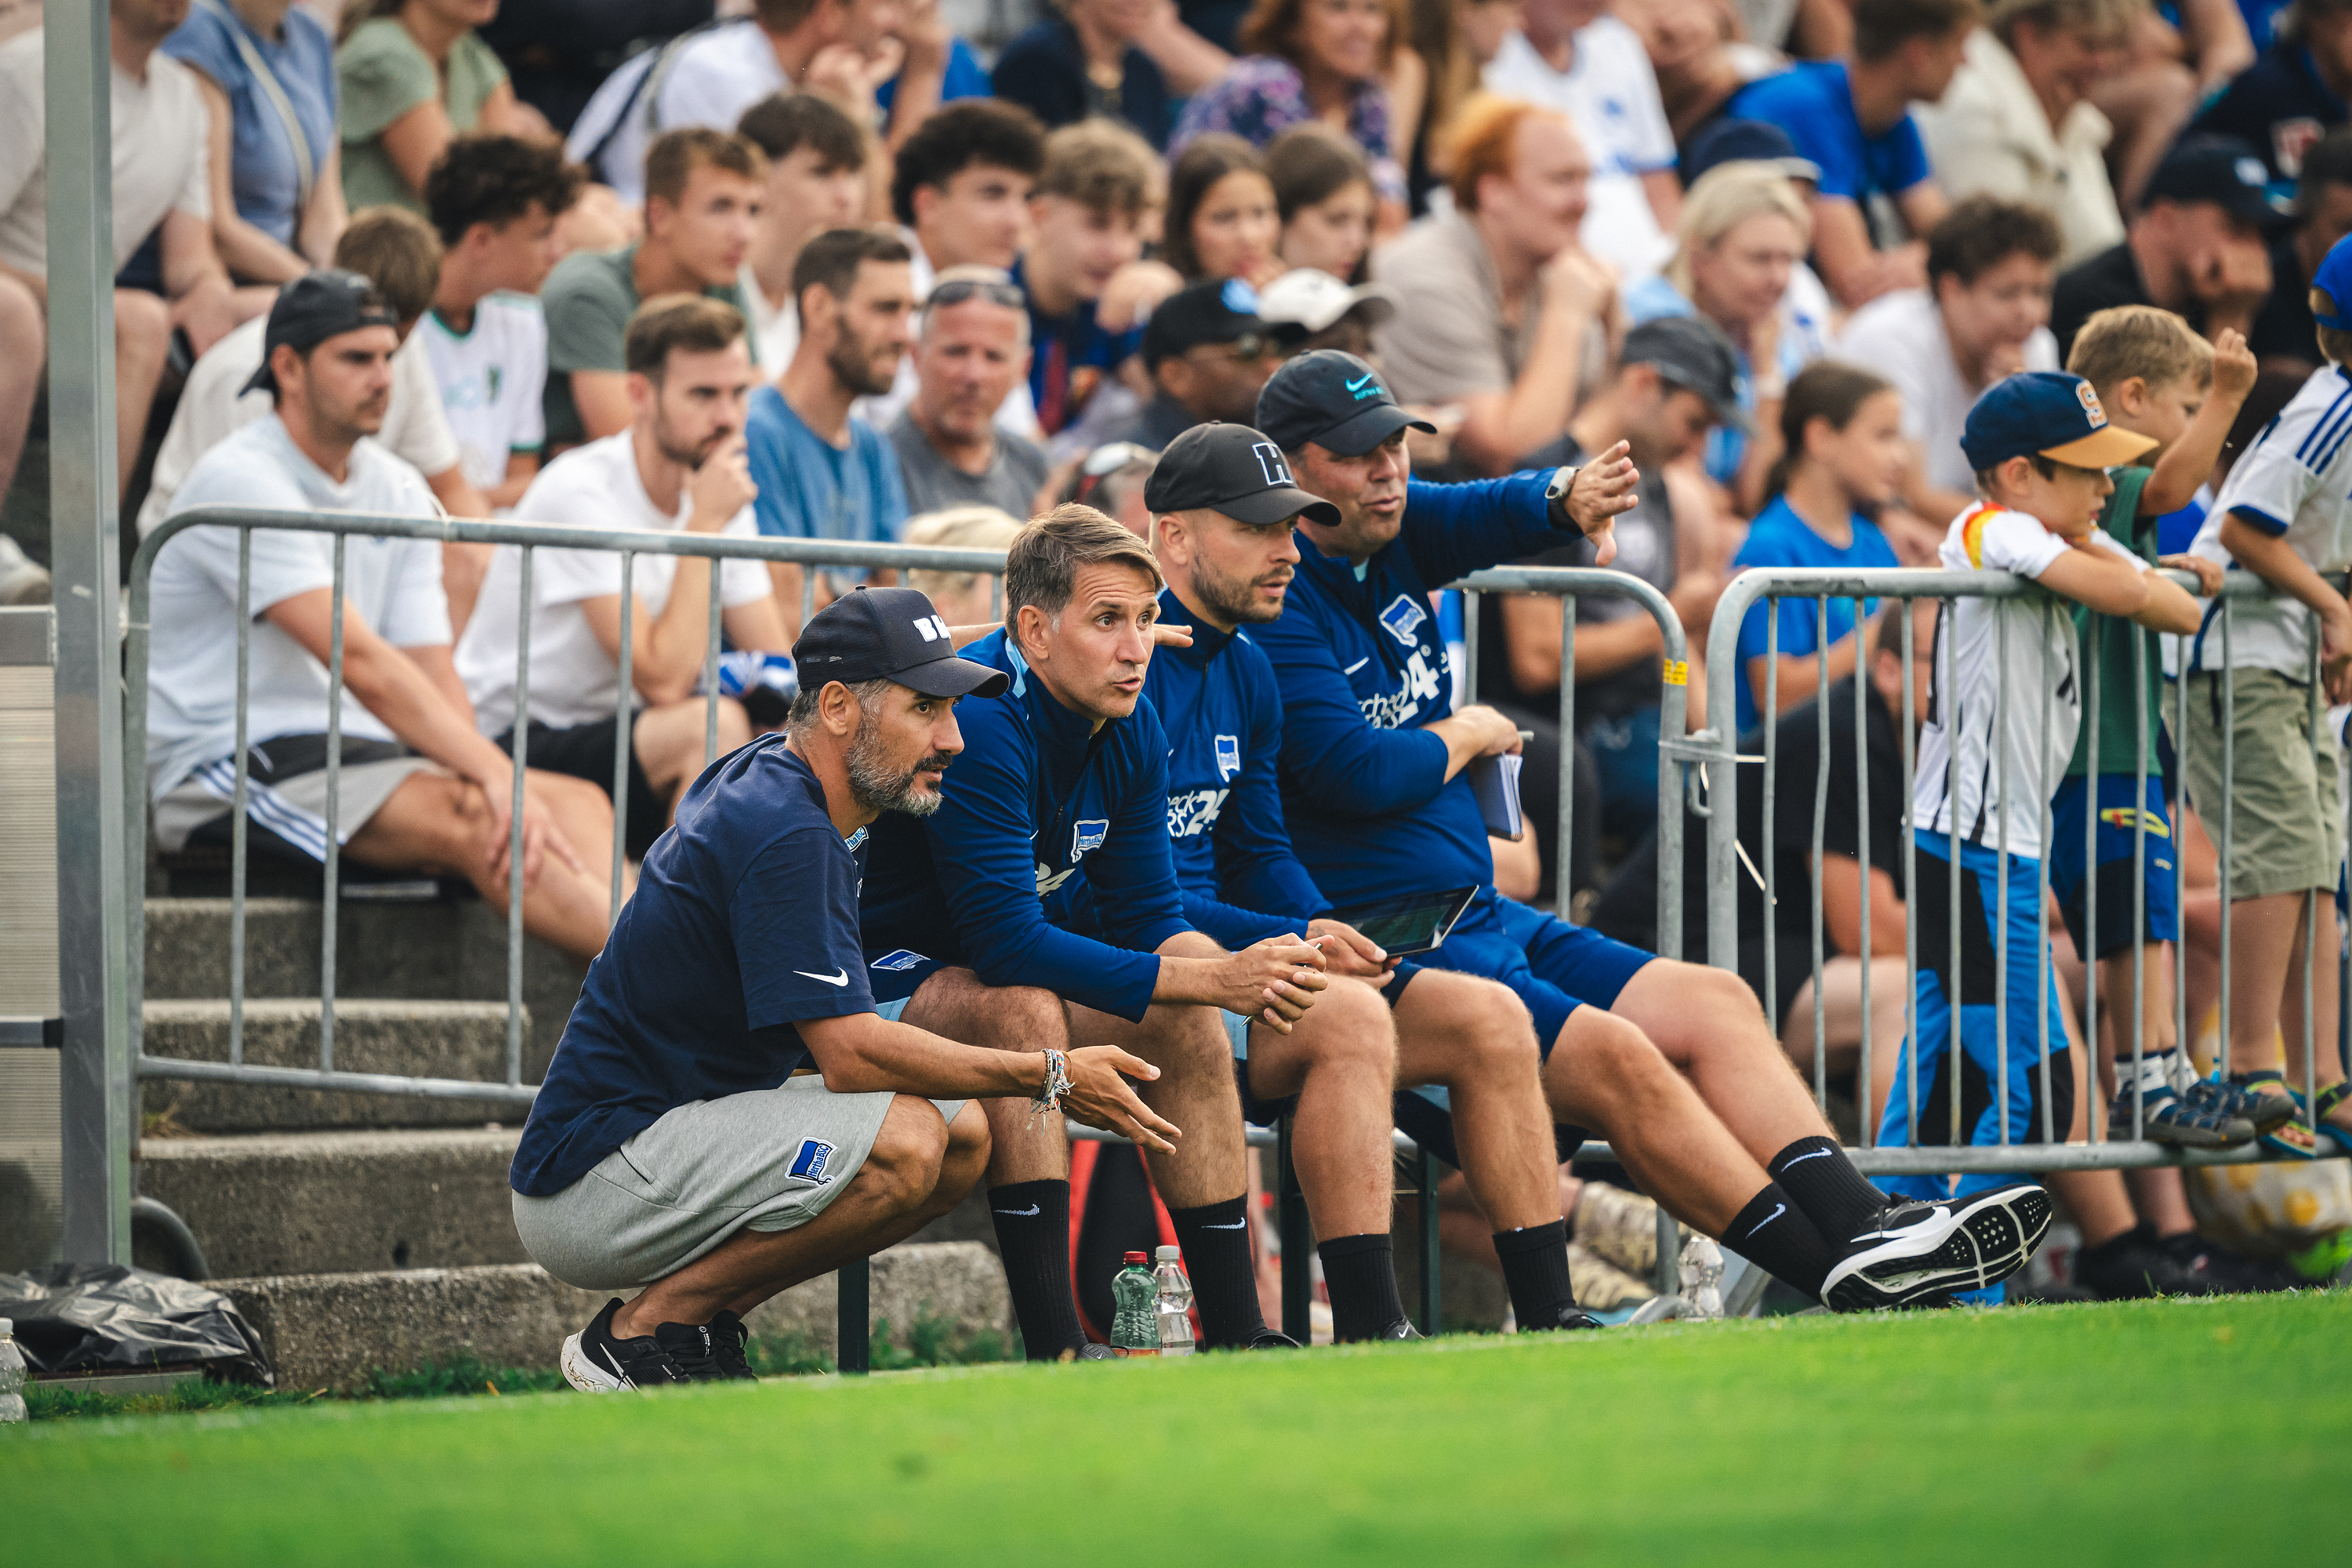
[513,586,1183,1390]
[859,506,1336,1358]
[749,228,918,632]
[1134,422,1603,1337]
[457,296,792,858]
[889,267,1053,519]
[149,272,615,966]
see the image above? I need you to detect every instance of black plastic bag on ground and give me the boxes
[0,1263,274,1385]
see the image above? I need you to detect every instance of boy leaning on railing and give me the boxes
[1878,372,2201,1236]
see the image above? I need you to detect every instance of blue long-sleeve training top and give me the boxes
[859,628,1193,1021]
[1248,470,1572,908]
[1130,584,1330,951]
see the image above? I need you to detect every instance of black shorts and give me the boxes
[495,714,667,861]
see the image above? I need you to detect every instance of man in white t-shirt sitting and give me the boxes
[458,295,789,858]
[1830,196,2063,544]
[1481,0,1682,281]
[148,273,615,964]
[0,0,239,514]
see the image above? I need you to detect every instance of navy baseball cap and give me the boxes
[2314,230,2352,328]
[1623,315,1751,436]
[1961,371,2158,472]
[791,586,1011,699]
[1680,118,1822,188]
[2144,135,2293,233]
[1254,350,1437,457]
[240,270,401,395]
[1142,421,1342,526]
[1142,278,1308,369]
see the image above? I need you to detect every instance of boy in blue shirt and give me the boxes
[1257,350,2055,1309]
[1727,0,1973,310]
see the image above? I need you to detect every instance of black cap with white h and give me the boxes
[790,586,1011,699]
[1142,422,1344,527]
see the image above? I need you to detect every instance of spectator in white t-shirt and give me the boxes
[419,135,583,514]
[1481,0,1682,280]
[138,209,495,614]
[457,295,789,856]
[734,93,871,373]
[0,0,241,513]
[1831,195,2063,534]
[148,271,613,962]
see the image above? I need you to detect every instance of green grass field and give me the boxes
[9,1292,2348,1566]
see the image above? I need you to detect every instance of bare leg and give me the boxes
[1391,969,1559,1232]
[112,288,171,502]
[632,695,752,818]
[611,1095,966,1336]
[1242,975,1399,1239]
[2048,1039,2136,1248]
[1067,1000,1244,1207]
[0,274,39,506]
[2218,892,2316,1076]
[1610,957,1836,1163]
[1780,955,1910,1138]
[895,967,1069,1186]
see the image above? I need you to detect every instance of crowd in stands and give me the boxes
[7,0,2352,1363]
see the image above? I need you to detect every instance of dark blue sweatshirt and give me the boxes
[1249,470,1573,909]
[1135,585,1329,950]
[858,628,1192,1022]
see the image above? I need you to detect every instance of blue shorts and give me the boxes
[1408,887,1654,1056]
[1875,830,2076,1201]
[2046,774,2180,958]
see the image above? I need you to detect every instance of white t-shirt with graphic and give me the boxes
[418,293,547,497]
[456,432,774,733]
[1482,20,1676,280]
[1912,501,2144,861]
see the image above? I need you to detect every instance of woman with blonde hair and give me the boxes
[1626,159,1834,510]
[902,506,1027,629]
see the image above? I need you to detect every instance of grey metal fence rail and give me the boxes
[1699,564,2344,1177]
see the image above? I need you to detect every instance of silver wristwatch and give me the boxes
[1545,465,1582,532]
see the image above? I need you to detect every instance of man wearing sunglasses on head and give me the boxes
[1112,279,1307,452]
[890,267,1056,521]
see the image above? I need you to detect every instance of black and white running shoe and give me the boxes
[1820,1185,2053,1312]
[561,1298,695,1392]
[656,1310,758,1382]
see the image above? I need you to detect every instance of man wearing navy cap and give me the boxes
[1114,278,1308,450]
[1251,350,2061,1308]
[513,586,1178,1390]
[2050,135,2292,360]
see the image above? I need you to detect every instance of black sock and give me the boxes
[1767,1135,1889,1243]
[1723,1182,1834,1297]
[1317,1232,1405,1341]
[1169,1196,1265,1348]
[1492,1218,1580,1329]
[988,1180,1084,1361]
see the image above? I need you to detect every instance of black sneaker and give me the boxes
[1819,1185,2053,1312]
[561,1298,695,1392]
[1072,1343,1116,1361]
[1240,1327,1304,1349]
[654,1311,758,1382]
[2074,1231,2218,1299]
[1352,1319,1425,1342]
[2158,1230,2299,1294]
[1521,1305,1606,1331]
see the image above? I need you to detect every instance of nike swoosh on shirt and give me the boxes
[994,1203,1042,1217]
[795,968,850,986]
[1344,656,1370,674]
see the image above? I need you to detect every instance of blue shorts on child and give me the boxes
[2046,773,2181,958]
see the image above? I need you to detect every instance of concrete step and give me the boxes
[142,898,586,1064]
[214,1244,1014,1390]
[141,1127,525,1280]
[141,999,540,1133]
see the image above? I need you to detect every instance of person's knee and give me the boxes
[1443,975,1542,1081]
[945,979,1064,1052]
[528,768,615,829]
[864,1096,952,1211]
[928,1104,991,1210]
[0,275,41,356]
[111,289,169,362]
[1298,978,1395,1080]
[1555,1009,1675,1106]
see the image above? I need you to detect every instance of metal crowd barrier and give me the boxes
[1699,565,2346,1176]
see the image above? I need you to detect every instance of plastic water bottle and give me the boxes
[1152,1244,1195,1357]
[0,1317,25,1423]
[1109,1251,1159,1356]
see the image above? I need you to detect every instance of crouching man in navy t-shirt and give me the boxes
[510,587,1176,1390]
[861,507,1336,1355]
[1250,351,2054,1312]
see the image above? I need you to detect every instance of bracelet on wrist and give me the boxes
[1029,1047,1072,1129]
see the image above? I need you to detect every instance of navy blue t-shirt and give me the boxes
[510,738,873,1197]
[2186,44,2347,187]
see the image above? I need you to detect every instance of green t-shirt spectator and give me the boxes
[540,243,757,448]
[336,16,507,213]
[2065,464,2161,778]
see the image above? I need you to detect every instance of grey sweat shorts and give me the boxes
[514,1065,965,1291]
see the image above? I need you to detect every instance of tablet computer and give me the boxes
[1323,887,1479,957]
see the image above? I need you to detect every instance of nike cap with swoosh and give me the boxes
[1254,349,1437,457]
[1142,421,1344,528]
[792,586,1012,699]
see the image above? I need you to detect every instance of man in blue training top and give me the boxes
[1252,350,2053,1309]
[510,588,1172,1390]
[861,508,1338,1353]
[1138,420,1602,1334]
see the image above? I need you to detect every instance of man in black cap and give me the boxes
[1114,278,1307,451]
[1138,420,1605,1335]
[146,271,619,967]
[2051,135,2292,360]
[1249,350,2020,1312]
[514,585,1178,1390]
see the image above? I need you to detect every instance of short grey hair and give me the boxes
[920,264,1033,347]
[783,675,893,739]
